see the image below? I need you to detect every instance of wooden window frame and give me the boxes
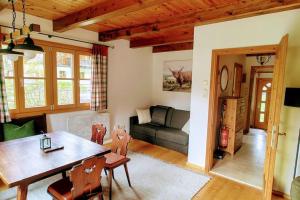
[2,39,92,119]
[19,45,52,113]
[53,48,77,110]
[3,57,19,115]
[77,51,92,109]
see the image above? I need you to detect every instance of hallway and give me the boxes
[211,129,266,188]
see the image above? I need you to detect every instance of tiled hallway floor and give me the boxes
[211,129,266,188]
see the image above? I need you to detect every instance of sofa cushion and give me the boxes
[136,108,151,124]
[156,128,189,145]
[165,108,174,127]
[151,107,168,126]
[4,120,35,141]
[169,109,190,129]
[132,123,158,137]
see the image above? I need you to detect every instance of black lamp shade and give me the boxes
[14,35,44,53]
[0,41,24,56]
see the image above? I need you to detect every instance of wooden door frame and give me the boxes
[253,78,273,130]
[205,44,278,174]
[244,66,273,133]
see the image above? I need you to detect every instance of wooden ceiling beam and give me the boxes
[99,0,300,42]
[130,30,194,48]
[99,12,199,41]
[53,0,172,33]
[152,42,193,53]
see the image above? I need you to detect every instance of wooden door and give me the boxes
[263,35,288,200]
[254,78,272,130]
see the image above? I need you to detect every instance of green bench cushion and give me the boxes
[3,120,35,141]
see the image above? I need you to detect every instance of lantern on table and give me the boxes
[40,134,51,150]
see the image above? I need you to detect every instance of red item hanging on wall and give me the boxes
[220,126,229,148]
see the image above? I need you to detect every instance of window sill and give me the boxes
[10,107,91,119]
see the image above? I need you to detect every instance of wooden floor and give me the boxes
[126,139,286,200]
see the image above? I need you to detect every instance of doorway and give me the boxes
[205,35,288,200]
[210,54,274,189]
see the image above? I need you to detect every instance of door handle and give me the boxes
[278,132,287,136]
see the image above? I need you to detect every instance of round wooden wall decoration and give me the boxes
[220,65,229,91]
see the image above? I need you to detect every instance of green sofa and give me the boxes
[130,105,189,154]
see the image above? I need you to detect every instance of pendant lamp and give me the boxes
[0,0,24,62]
[13,0,44,60]
[0,40,24,62]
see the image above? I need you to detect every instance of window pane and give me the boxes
[57,80,74,105]
[24,53,45,77]
[57,52,73,78]
[3,56,14,77]
[260,103,266,112]
[259,113,265,123]
[24,79,46,108]
[266,82,271,88]
[80,80,91,103]
[80,55,91,79]
[261,92,267,101]
[262,86,267,91]
[5,78,16,109]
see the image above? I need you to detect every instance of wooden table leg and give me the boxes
[17,184,28,200]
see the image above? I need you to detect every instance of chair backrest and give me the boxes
[91,124,106,145]
[69,156,105,199]
[111,128,131,156]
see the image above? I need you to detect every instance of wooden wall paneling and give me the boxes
[53,0,174,32]
[152,42,193,53]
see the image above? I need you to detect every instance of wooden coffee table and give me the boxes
[0,131,110,200]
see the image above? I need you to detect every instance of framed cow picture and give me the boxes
[163,59,192,92]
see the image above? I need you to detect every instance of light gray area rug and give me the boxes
[0,152,210,200]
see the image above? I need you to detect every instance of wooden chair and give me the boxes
[104,128,131,200]
[47,156,106,200]
[91,124,107,145]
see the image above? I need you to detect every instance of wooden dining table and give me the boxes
[0,131,110,200]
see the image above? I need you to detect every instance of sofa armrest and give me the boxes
[129,116,138,136]
[130,116,139,127]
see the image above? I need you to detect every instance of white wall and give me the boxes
[190,9,300,194]
[152,50,192,110]
[47,111,110,140]
[108,40,152,131]
[0,9,153,136]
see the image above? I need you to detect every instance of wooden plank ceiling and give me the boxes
[3,0,300,50]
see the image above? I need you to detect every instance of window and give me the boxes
[2,40,92,118]
[23,53,47,108]
[3,55,16,110]
[56,51,75,106]
[79,54,92,104]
